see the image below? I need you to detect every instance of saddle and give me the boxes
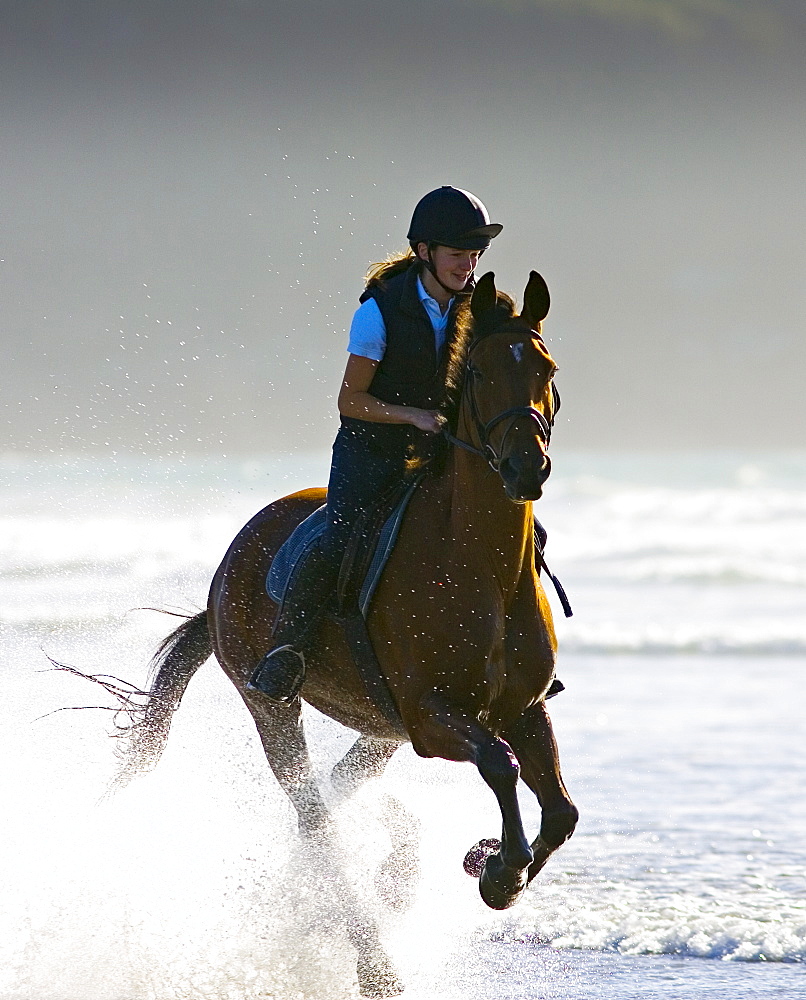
[266,472,424,620]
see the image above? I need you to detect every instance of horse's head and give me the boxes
[456,271,559,502]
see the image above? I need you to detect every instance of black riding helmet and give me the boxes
[407,186,503,252]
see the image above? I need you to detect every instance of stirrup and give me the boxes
[247,645,306,704]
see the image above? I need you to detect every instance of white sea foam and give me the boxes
[503,870,806,963]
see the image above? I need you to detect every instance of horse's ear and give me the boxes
[522,271,550,325]
[471,271,497,320]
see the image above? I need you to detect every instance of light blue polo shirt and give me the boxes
[347,276,454,362]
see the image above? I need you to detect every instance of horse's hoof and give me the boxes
[479,853,528,911]
[463,838,501,878]
[357,952,405,997]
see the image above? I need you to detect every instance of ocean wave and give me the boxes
[558,560,806,586]
[556,624,806,656]
[0,515,238,570]
[497,879,806,964]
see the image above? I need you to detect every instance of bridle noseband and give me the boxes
[442,337,558,473]
[478,403,553,472]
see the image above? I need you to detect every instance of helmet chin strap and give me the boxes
[424,244,480,297]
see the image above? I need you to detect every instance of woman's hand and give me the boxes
[407,408,445,434]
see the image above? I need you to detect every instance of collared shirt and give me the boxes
[347,276,454,362]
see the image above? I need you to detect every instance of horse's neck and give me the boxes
[444,426,533,584]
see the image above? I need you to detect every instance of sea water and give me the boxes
[1,450,804,999]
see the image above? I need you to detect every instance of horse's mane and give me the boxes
[417,291,517,476]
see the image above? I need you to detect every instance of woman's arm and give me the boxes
[337,354,444,433]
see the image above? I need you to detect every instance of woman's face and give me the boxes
[420,244,481,292]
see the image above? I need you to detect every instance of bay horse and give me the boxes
[118,271,577,996]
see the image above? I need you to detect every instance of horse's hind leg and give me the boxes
[504,701,578,884]
[248,702,403,996]
[373,792,421,912]
[247,694,331,835]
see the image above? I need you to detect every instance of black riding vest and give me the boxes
[340,263,466,455]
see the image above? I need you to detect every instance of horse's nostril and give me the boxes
[501,453,549,480]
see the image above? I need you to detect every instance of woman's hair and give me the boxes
[364,249,420,289]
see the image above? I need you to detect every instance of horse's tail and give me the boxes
[113,610,212,789]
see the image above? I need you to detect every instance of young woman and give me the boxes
[248,186,502,703]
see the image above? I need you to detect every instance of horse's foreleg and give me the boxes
[504,701,578,885]
[331,737,419,912]
[247,694,331,835]
[331,735,401,798]
[419,691,532,909]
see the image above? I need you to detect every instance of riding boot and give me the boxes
[247,543,338,704]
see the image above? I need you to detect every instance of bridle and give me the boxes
[442,334,559,474]
[441,332,572,617]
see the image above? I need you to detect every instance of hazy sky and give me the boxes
[3,0,805,455]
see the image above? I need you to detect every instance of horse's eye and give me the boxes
[468,364,484,381]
